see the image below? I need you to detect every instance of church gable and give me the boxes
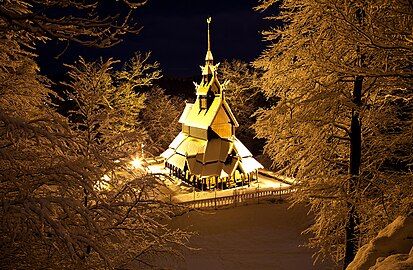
[213,106,230,125]
[211,106,233,138]
[222,99,239,127]
[182,97,221,130]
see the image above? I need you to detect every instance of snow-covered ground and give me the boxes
[348,214,413,270]
[167,202,333,270]
[145,162,333,269]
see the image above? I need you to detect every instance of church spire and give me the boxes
[199,17,220,97]
[205,17,213,64]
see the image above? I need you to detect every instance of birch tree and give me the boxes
[254,0,413,267]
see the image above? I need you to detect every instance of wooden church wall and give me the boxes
[211,107,233,138]
[189,126,208,140]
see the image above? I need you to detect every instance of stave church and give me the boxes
[161,18,263,190]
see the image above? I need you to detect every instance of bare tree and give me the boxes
[0,0,146,48]
[64,52,160,164]
[60,56,188,269]
[139,87,184,156]
[0,1,191,269]
[219,60,267,153]
[254,0,413,267]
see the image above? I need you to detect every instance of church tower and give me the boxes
[161,18,263,190]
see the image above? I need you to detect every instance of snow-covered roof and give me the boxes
[178,103,193,124]
[182,97,220,129]
[181,95,238,130]
[176,137,206,157]
[160,148,174,159]
[239,157,264,173]
[167,153,186,170]
[233,136,253,158]
[169,132,187,149]
[164,134,262,177]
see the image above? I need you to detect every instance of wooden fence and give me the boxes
[178,186,294,209]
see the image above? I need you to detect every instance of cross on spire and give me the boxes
[207,17,211,51]
[205,17,213,63]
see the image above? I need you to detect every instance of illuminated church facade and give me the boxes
[161,18,263,190]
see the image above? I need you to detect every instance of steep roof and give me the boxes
[182,95,239,130]
[182,97,221,129]
[178,103,193,124]
[220,99,239,127]
[161,135,263,177]
[233,136,252,157]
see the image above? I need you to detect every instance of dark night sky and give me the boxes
[38,0,275,78]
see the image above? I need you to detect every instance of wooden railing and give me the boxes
[178,186,294,209]
[144,156,164,165]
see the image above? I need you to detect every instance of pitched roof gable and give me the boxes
[217,99,239,127]
[182,96,222,129]
[181,95,239,130]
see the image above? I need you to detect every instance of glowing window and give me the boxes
[200,97,207,109]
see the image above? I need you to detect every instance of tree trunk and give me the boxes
[343,75,363,269]
[83,187,91,255]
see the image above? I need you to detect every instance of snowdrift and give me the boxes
[347,213,413,270]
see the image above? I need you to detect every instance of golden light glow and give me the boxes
[130,156,143,170]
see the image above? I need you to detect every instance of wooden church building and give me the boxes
[161,18,263,190]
